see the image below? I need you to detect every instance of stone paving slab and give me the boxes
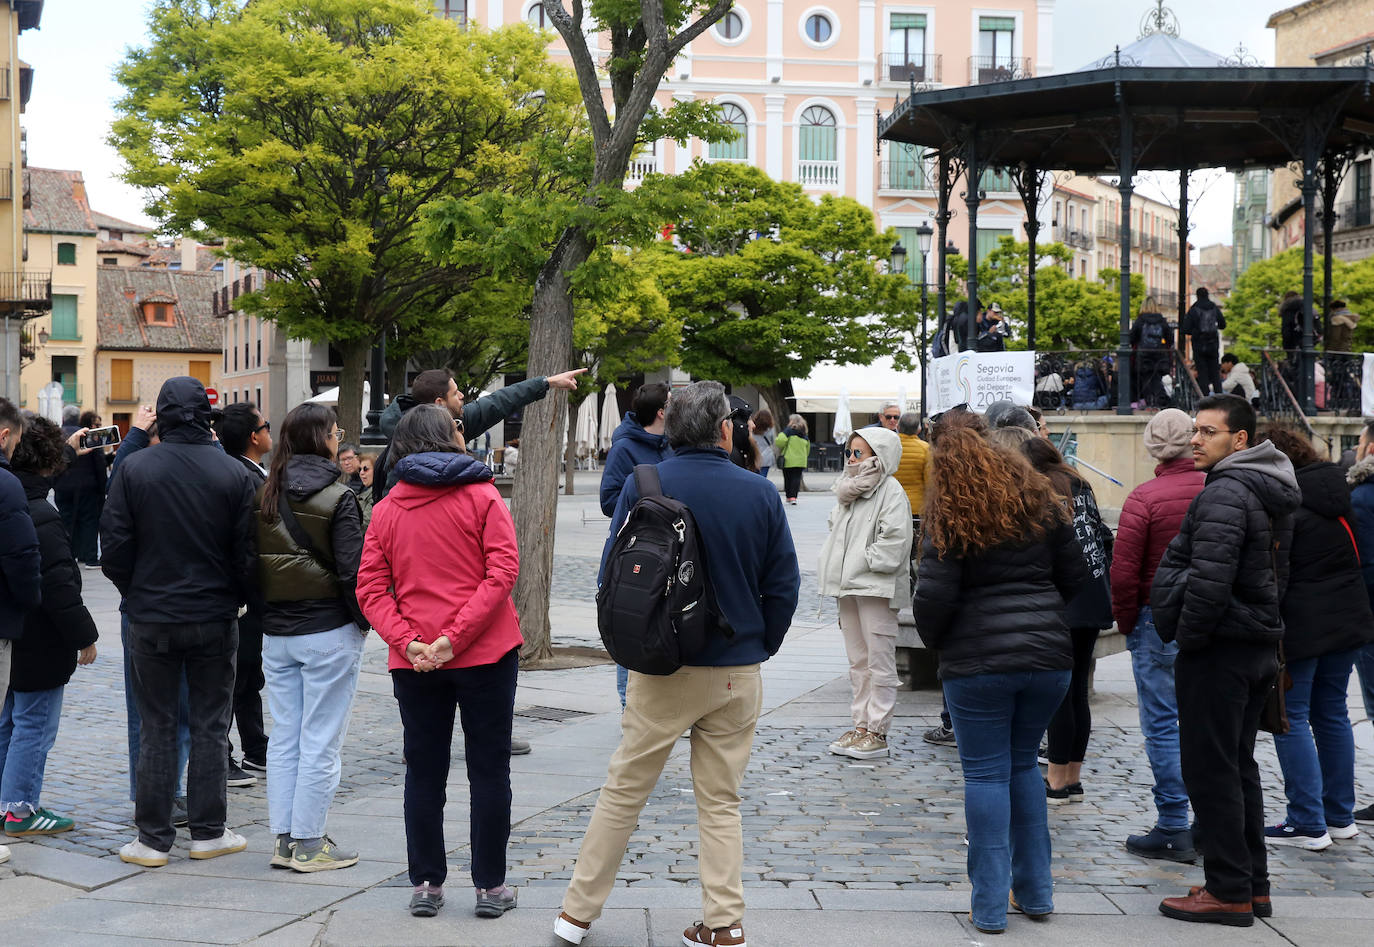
[1,898,296,945]
[0,874,84,921]
[243,920,325,947]
[1105,890,1374,917]
[647,908,970,946]
[2,841,143,890]
[82,871,359,915]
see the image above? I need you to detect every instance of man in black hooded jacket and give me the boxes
[1150,394,1300,927]
[1182,288,1227,395]
[101,377,257,867]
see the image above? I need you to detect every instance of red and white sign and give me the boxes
[205,387,219,405]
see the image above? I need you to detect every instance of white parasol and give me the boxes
[574,395,599,459]
[306,382,370,427]
[599,383,620,452]
[832,386,853,444]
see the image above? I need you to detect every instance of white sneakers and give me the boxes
[0,842,10,864]
[119,829,247,867]
[190,829,248,860]
[554,912,591,944]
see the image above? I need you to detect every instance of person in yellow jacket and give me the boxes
[894,412,931,518]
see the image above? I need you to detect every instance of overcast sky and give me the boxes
[23,0,1283,247]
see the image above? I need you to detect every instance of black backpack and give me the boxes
[1198,304,1219,335]
[597,465,729,675]
[1139,317,1166,350]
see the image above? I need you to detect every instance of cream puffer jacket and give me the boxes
[817,427,914,609]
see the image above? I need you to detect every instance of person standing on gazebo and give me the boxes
[1182,288,1226,395]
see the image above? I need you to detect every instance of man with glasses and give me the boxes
[101,377,258,867]
[869,402,902,432]
[1149,394,1300,927]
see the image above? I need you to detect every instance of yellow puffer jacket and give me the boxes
[896,433,931,514]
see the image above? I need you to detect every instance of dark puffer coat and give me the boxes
[914,519,1091,680]
[1150,441,1300,650]
[1280,461,1374,662]
[0,455,41,641]
[1347,456,1374,610]
[1110,456,1207,634]
[12,470,99,691]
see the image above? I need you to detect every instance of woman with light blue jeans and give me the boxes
[913,415,1089,934]
[255,404,367,873]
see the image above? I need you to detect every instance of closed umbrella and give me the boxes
[575,395,599,462]
[599,383,620,453]
[833,386,853,444]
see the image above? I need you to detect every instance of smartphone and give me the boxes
[81,425,122,450]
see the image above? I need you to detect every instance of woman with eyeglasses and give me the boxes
[356,453,378,527]
[357,404,523,921]
[914,412,1089,934]
[818,428,913,760]
[255,404,368,873]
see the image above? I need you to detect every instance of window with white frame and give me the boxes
[715,10,744,41]
[709,104,748,161]
[525,3,547,27]
[434,0,466,23]
[886,13,926,80]
[798,106,838,186]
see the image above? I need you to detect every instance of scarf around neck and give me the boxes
[833,455,884,506]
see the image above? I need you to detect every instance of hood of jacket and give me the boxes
[15,468,58,500]
[387,451,493,510]
[612,411,668,451]
[1194,298,1221,316]
[849,427,902,479]
[1348,455,1374,488]
[1209,440,1301,517]
[379,394,417,438]
[283,454,344,501]
[1154,454,1198,479]
[156,376,214,445]
[1296,460,1354,519]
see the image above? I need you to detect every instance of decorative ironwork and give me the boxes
[1220,42,1262,68]
[967,56,1033,85]
[1139,1,1180,39]
[1087,46,1141,71]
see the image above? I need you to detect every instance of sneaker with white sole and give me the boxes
[1354,802,1374,825]
[0,842,9,864]
[922,723,956,747]
[827,729,863,755]
[554,911,591,944]
[189,829,247,860]
[291,836,358,872]
[269,835,295,868]
[5,808,75,836]
[1328,822,1359,840]
[226,761,257,787]
[1264,823,1332,851]
[119,838,170,867]
[475,885,517,918]
[683,921,746,946]
[844,732,888,759]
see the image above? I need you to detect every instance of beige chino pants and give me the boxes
[562,663,763,929]
[837,595,900,735]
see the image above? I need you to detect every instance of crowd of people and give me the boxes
[5,364,1374,942]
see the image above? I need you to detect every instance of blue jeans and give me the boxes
[1126,607,1189,830]
[1356,641,1374,723]
[616,664,628,709]
[0,687,65,814]
[1273,648,1357,831]
[123,612,191,801]
[944,668,1071,932]
[262,624,364,839]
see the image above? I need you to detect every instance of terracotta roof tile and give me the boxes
[97,267,221,353]
[24,167,97,234]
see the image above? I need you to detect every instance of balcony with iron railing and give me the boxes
[969,55,1032,85]
[979,167,1015,194]
[878,157,933,192]
[0,271,52,312]
[798,160,841,188]
[1051,225,1094,250]
[1314,199,1374,234]
[1096,220,1121,242]
[880,52,942,85]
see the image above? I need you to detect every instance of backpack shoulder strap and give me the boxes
[278,494,338,575]
[633,463,664,500]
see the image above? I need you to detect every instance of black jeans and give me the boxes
[229,609,268,765]
[782,466,804,500]
[129,620,237,851]
[1176,638,1278,903]
[1195,350,1224,395]
[1046,628,1100,765]
[392,647,518,889]
[57,487,103,564]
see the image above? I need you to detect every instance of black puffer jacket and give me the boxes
[12,470,99,692]
[100,377,257,623]
[914,519,1091,680]
[1150,441,1300,650]
[0,456,41,641]
[1279,461,1374,662]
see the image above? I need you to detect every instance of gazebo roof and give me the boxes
[879,64,1374,173]
[1075,32,1228,71]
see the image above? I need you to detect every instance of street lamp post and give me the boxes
[914,222,933,426]
[361,162,389,446]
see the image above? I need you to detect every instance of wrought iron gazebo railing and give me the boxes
[1032,349,1200,413]
[1257,351,1330,451]
[1319,350,1363,415]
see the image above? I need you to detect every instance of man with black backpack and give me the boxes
[1132,298,1175,408]
[1183,288,1227,395]
[554,381,800,947]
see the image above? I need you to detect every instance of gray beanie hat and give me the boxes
[1144,408,1193,461]
[984,399,1037,432]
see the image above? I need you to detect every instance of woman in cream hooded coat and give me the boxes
[818,427,913,760]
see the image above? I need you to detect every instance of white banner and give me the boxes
[1363,354,1374,418]
[927,350,1037,416]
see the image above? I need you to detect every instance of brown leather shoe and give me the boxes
[1161,888,1254,927]
[1188,885,1271,918]
[683,921,746,946]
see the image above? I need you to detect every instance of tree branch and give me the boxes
[544,0,610,145]
[667,0,735,58]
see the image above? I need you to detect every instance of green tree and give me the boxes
[638,163,917,424]
[110,0,590,436]
[1223,248,1374,360]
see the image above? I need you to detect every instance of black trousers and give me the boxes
[1175,638,1278,903]
[57,487,103,564]
[228,609,268,764]
[129,620,237,851]
[392,647,518,889]
[1196,351,1224,395]
[782,466,804,500]
[1046,628,1100,765]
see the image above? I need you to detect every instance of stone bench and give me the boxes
[895,607,1127,689]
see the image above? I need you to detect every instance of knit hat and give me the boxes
[1144,408,1193,461]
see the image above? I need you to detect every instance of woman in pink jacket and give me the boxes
[357,405,523,922]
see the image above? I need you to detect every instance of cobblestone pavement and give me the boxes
[3,475,1374,944]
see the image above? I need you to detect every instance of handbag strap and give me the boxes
[278,494,338,576]
[1340,515,1360,564]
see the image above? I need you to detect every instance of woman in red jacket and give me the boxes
[357,405,523,922]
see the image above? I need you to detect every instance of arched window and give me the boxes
[709,104,748,161]
[526,3,547,27]
[798,106,838,186]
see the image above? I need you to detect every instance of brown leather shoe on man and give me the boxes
[682,920,746,946]
[1160,888,1254,927]
[1189,885,1271,919]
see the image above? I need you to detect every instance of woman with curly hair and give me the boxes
[914,417,1090,934]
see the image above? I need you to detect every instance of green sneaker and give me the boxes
[270,835,295,869]
[5,808,75,836]
[291,836,359,873]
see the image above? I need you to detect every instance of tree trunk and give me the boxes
[386,348,408,404]
[513,228,590,664]
[564,396,579,496]
[336,338,371,445]
[758,382,791,434]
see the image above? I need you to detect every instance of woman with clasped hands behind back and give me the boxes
[913,412,1090,934]
[356,404,523,922]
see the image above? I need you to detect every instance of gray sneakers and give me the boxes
[270,835,295,869]
[291,836,358,872]
[475,885,518,918]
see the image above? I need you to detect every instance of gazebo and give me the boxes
[877,8,1374,416]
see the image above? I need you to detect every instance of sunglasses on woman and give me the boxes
[844,448,869,459]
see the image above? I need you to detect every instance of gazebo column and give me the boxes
[1116,113,1135,416]
[1014,165,1043,351]
[1299,125,1321,414]
[1177,169,1189,331]
[936,151,952,353]
[963,132,981,352]
[1320,155,1343,340]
